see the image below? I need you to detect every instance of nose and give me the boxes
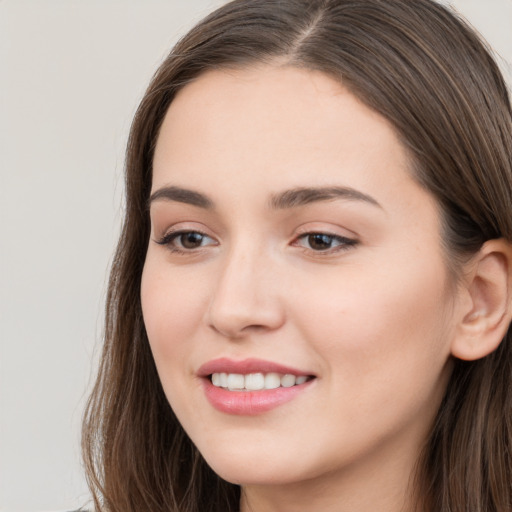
[206,246,285,339]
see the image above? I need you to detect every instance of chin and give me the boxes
[198,444,282,484]
[204,457,306,486]
[194,433,330,487]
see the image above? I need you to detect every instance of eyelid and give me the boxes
[156,229,215,245]
[291,224,359,254]
[293,222,358,238]
[293,232,357,249]
[153,222,219,253]
[153,221,214,240]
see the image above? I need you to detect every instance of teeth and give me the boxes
[281,374,296,387]
[210,372,311,391]
[245,373,265,391]
[227,373,245,390]
[264,372,281,389]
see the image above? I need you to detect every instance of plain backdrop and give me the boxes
[1,1,511,511]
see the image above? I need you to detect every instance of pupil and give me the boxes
[309,234,332,250]
[181,232,203,249]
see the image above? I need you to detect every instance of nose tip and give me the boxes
[209,312,275,339]
[208,287,285,339]
[206,254,285,339]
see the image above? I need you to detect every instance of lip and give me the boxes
[198,358,316,416]
[197,357,313,377]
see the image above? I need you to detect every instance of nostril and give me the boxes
[208,318,272,339]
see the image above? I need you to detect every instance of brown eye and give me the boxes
[294,232,358,253]
[156,230,216,252]
[307,234,336,251]
[178,232,206,249]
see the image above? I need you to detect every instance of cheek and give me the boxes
[316,253,449,337]
[140,258,214,427]
[293,257,454,398]
[285,259,455,462]
[140,259,207,364]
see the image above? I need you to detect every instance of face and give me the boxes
[141,66,461,491]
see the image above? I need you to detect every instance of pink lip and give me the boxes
[197,357,313,377]
[197,358,315,416]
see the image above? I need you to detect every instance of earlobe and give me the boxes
[451,239,512,361]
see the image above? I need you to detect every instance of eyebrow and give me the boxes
[269,186,382,210]
[149,186,214,209]
[148,185,381,210]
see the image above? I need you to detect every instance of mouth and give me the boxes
[198,358,316,415]
[210,372,313,391]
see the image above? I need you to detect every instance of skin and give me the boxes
[141,65,468,512]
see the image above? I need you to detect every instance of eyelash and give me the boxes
[155,230,358,255]
[155,230,216,254]
[293,232,358,254]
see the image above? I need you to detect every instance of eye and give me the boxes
[294,232,357,252]
[156,230,217,252]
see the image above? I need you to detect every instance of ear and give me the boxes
[451,239,512,361]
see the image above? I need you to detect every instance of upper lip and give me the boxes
[197,357,314,377]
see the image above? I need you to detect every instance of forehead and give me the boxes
[151,64,446,271]
[153,65,412,197]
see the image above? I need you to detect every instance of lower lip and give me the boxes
[202,378,314,415]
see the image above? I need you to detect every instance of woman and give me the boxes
[82,0,512,510]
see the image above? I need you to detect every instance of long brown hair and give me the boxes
[82,1,512,510]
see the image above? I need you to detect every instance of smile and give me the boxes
[198,358,316,415]
[210,372,311,391]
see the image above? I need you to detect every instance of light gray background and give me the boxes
[1,1,511,511]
